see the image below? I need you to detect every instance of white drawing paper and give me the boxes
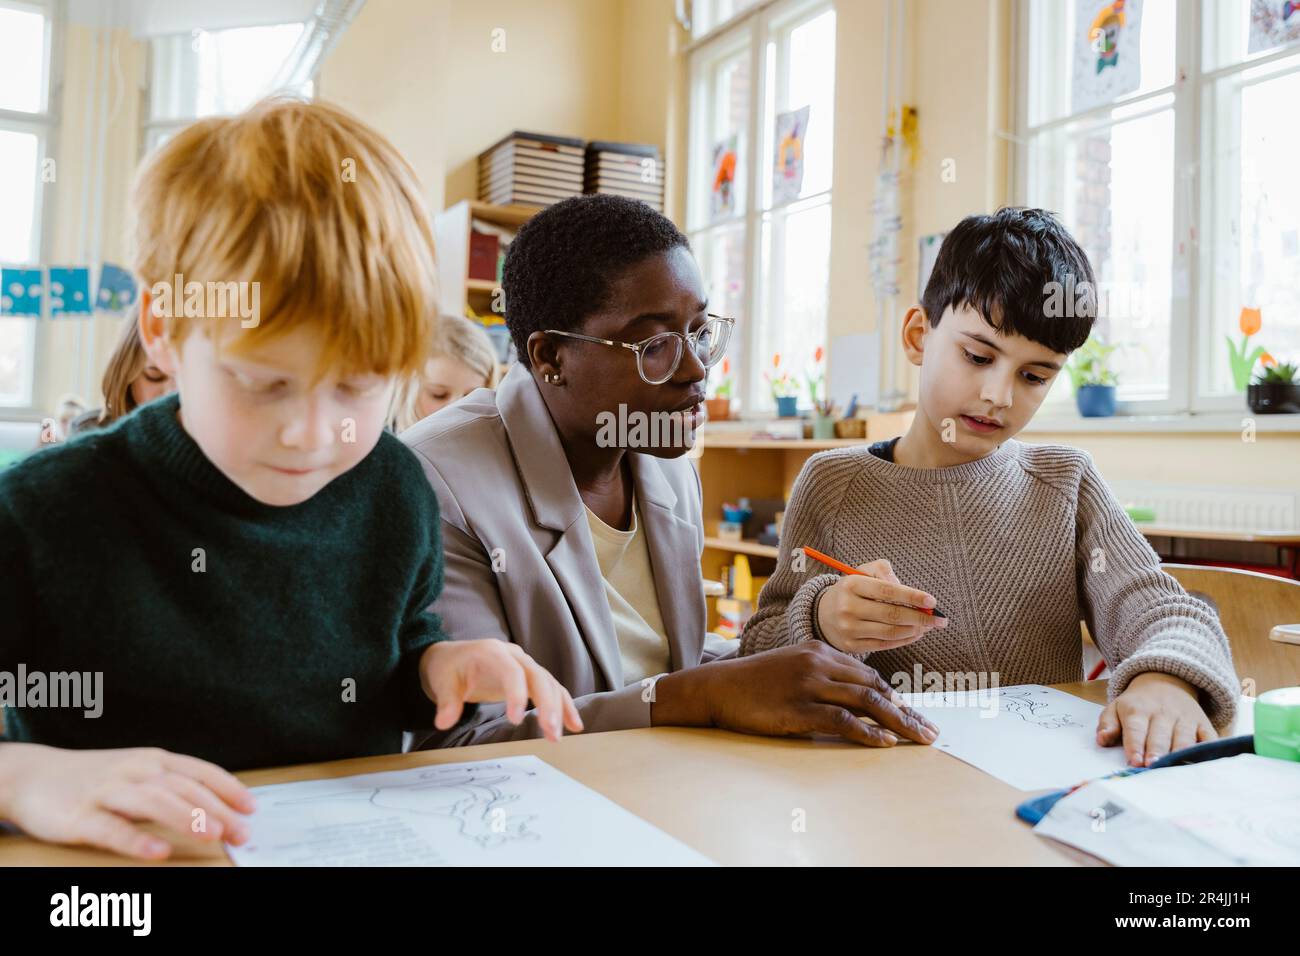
[899,684,1129,791]
[1034,753,1300,866]
[826,331,879,411]
[226,755,713,867]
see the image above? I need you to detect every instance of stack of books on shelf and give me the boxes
[583,141,664,211]
[478,131,585,208]
[713,554,770,640]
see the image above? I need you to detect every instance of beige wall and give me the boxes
[1022,430,1300,492]
[319,0,677,210]
[317,0,452,213]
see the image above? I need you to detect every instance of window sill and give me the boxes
[1021,412,1300,434]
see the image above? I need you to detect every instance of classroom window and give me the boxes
[144,22,310,153]
[687,0,836,413]
[0,0,53,408]
[691,0,767,40]
[1017,0,1300,414]
[1200,22,1300,399]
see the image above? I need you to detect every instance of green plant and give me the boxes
[805,345,826,407]
[1253,361,1299,386]
[710,357,734,399]
[764,353,796,400]
[1066,335,1123,390]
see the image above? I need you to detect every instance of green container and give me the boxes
[812,416,837,440]
[1253,687,1300,761]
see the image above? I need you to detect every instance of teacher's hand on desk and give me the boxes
[650,641,941,747]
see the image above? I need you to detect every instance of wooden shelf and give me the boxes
[699,436,868,450]
[465,199,539,229]
[697,411,913,449]
[703,536,779,558]
[434,200,539,318]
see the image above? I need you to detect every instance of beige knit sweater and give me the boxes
[738,440,1240,727]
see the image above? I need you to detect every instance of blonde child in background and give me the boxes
[68,318,175,437]
[28,395,86,450]
[393,313,499,432]
[53,395,86,440]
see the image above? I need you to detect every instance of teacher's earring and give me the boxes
[544,372,565,386]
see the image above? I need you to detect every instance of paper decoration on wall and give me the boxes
[48,266,93,317]
[868,169,902,299]
[96,263,138,315]
[0,267,43,317]
[918,232,946,300]
[772,106,809,205]
[1249,0,1300,54]
[710,135,738,220]
[1071,0,1144,114]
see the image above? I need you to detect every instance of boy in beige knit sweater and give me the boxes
[740,208,1239,767]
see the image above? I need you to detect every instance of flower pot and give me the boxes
[812,416,837,439]
[1247,383,1300,415]
[774,395,799,418]
[1075,384,1116,418]
[704,397,732,421]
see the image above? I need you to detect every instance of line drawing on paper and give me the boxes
[270,763,542,850]
[996,689,1084,730]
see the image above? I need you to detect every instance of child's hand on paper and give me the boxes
[0,742,256,860]
[1096,672,1217,767]
[815,558,947,654]
[420,639,584,743]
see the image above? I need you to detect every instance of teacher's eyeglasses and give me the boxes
[543,315,735,386]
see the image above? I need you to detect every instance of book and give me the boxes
[479,131,587,207]
[583,140,665,206]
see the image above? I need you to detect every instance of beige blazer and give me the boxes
[401,363,728,747]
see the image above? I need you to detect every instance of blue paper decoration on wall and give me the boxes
[96,263,138,315]
[0,268,44,317]
[48,266,93,317]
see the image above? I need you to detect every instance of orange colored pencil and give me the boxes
[800,545,946,618]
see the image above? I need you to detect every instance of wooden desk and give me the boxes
[0,681,1249,867]
[1135,526,1300,579]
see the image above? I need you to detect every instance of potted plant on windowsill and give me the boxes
[1227,306,1267,394]
[705,358,734,421]
[805,346,836,437]
[1248,360,1300,414]
[1067,335,1122,417]
[765,353,798,418]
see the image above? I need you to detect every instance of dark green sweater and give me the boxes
[0,394,446,770]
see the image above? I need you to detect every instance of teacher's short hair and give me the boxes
[501,194,688,368]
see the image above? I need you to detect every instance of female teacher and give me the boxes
[401,195,939,749]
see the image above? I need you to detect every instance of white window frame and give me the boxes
[0,0,60,413]
[1013,0,1300,417]
[686,0,835,414]
[141,21,314,158]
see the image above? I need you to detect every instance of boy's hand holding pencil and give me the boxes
[805,548,949,655]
